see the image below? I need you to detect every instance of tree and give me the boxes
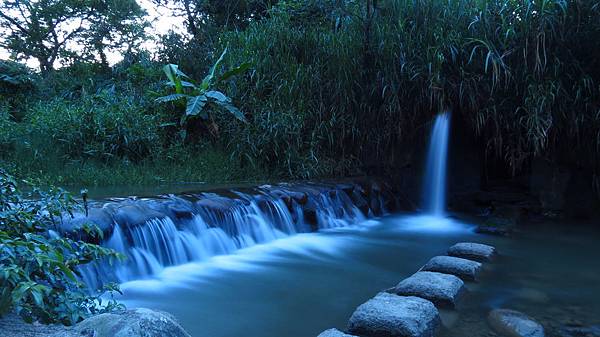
[0,0,149,73]
[152,0,278,37]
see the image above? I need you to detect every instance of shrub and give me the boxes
[22,91,162,163]
[0,170,123,325]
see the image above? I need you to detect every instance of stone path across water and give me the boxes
[316,242,500,337]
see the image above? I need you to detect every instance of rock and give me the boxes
[448,242,496,262]
[61,207,114,235]
[196,198,236,213]
[488,309,545,337]
[420,256,482,281]
[114,205,166,227]
[317,328,358,337]
[391,271,465,308]
[347,293,440,337]
[560,324,600,337]
[51,308,191,337]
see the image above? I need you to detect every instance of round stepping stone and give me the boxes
[488,309,545,337]
[392,271,465,308]
[347,293,440,337]
[421,255,482,281]
[448,242,496,262]
[317,328,357,337]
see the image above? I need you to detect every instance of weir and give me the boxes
[422,112,451,216]
[70,182,387,289]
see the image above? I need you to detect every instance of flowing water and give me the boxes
[86,112,600,336]
[115,214,600,336]
[422,112,451,216]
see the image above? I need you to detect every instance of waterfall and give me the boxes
[76,184,379,289]
[422,112,451,216]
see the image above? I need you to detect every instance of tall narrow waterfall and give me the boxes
[422,112,451,216]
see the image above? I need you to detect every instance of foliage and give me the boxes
[0,0,600,190]
[0,170,124,325]
[218,0,600,177]
[0,0,148,72]
[152,0,278,36]
[156,48,250,135]
[22,91,162,163]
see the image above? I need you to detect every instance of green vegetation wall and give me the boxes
[1,0,599,190]
[219,0,600,180]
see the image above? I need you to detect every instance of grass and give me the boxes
[1,146,270,188]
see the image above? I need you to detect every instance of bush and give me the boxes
[220,0,600,177]
[0,170,123,325]
[22,91,162,163]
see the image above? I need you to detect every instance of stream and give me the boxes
[115,214,600,336]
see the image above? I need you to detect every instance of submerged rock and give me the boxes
[560,324,600,337]
[317,328,358,337]
[488,309,545,337]
[347,293,440,337]
[448,242,496,262]
[51,308,191,337]
[476,224,513,237]
[420,255,482,281]
[391,271,465,308]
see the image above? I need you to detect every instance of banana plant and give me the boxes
[156,48,251,125]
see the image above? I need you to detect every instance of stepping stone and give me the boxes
[448,242,496,262]
[488,309,545,337]
[421,255,482,281]
[317,328,357,337]
[347,293,440,337]
[391,271,465,308]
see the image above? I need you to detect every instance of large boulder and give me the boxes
[51,308,191,337]
[391,271,465,308]
[420,256,482,282]
[317,328,358,337]
[488,309,545,337]
[347,293,440,337]
[448,242,496,262]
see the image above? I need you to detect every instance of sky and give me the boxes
[0,0,186,69]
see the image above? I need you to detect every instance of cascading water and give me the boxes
[75,184,378,289]
[422,112,451,216]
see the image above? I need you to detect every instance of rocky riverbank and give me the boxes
[0,308,192,337]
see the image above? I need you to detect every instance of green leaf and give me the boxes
[205,90,231,103]
[155,94,188,103]
[163,64,183,94]
[213,100,247,122]
[186,95,208,118]
[220,62,252,82]
[201,48,228,90]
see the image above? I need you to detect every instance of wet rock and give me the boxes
[50,308,191,337]
[488,309,545,337]
[391,271,465,308]
[448,242,496,262]
[560,324,600,337]
[62,207,114,236]
[513,288,550,304]
[113,205,166,227]
[317,328,357,337]
[196,198,236,212]
[420,256,482,282]
[347,293,440,337]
